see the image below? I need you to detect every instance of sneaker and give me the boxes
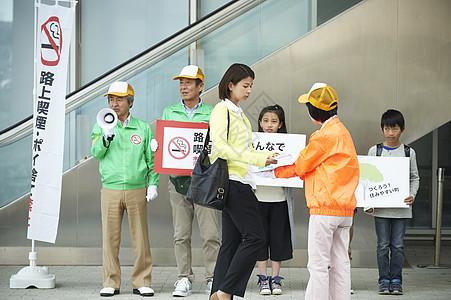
[133,287,155,297]
[100,287,120,297]
[205,280,212,295]
[271,276,284,295]
[257,275,271,295]
[378,279,390,295]
[172,277,192,297]
[391,279,403,295]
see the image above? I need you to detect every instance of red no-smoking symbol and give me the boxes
[131,134,142,145]
[41,16,62,66]
[168,137,190,160]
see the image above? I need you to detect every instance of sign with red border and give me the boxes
[154,120,209,175]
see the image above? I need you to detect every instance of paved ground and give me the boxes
[1,246,451,299]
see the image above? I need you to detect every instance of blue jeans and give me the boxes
[374,217,408,284]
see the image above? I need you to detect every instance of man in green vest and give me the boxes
[91,82,159,297]
[161,66,220,297]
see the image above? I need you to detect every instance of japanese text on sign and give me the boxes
[154,120,210,176]
[355,155,410,208]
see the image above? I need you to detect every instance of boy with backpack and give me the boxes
[365,109,420,295]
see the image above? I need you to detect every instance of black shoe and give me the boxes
[133,287,155,297]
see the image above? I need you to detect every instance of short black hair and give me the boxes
[306,102,338,123]
[195,78,203,86]
[381,109,405,130]
[258,104,287,133]
[218,63,255,100]
[195,78,203,95]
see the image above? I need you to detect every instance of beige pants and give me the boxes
[168,180,220,282]
[101,187,152,289]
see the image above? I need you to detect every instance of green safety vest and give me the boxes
[161,101,213,123]
[91,115,159,190]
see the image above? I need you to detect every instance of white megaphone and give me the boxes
[97,108,117,130]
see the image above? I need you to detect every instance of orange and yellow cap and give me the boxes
[104,82,134,97]
[298,82,338,111]
[173,65,204,82]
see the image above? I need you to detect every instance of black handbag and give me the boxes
[187,112,229,210]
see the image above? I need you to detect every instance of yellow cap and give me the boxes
[173,65,204,82]
[298,82,338,111]
[104,82,134,97]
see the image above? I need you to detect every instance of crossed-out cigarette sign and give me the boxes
[41,16,62,66]
[168,137,190,159]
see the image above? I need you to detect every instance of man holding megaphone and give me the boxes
[91,82,159,297]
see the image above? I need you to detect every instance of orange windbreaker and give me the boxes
[274,117,359,217]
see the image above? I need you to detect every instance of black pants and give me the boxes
[211,180,265,298]
[257,201,293,261]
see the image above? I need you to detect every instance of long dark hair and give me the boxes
[257,104,287,133]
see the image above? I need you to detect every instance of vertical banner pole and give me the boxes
[10,0,77,288]
[434,168,445,267]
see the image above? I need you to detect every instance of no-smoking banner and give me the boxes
[154,120,209,175]
[28,2,76,244]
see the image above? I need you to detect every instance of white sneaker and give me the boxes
[205,280,213,295]
[257,275,271,295]
[133,286,154,297]
[100,287,119,297]
[271,276,284,295]
[172,277,192,297]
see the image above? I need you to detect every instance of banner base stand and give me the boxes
[9,251,55,289]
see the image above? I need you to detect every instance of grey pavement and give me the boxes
[1,245,451,299]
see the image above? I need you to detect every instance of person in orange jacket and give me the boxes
[272,83,360,300]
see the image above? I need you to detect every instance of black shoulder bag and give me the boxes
[186,111,229,210]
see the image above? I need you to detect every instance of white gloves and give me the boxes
[255,169,276,179]
[150,139,158,152]
[103,127,115,139]
[146,185,158,201]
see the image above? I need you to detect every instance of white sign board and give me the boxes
[356,155,410,208]
[251,132,306,188]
